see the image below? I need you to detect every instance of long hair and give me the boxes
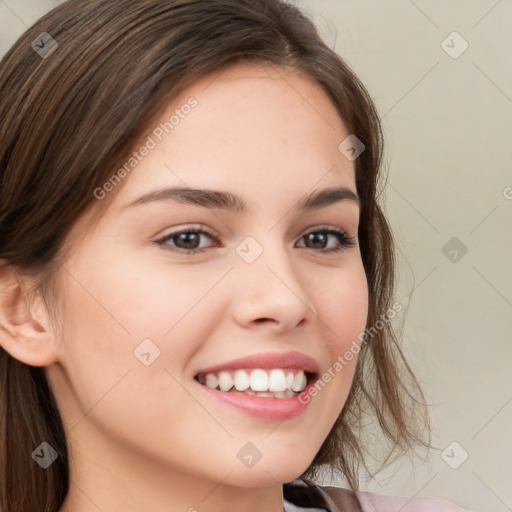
[0,1,430,510]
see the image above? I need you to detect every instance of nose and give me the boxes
[230,240,317,333]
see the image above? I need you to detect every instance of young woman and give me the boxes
[0,1,470,511]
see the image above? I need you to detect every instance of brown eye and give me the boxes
[155,227,219,255]
[297,228,357,253]
[154,225,356,256]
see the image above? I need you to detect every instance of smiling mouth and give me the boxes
[194,368,316,399]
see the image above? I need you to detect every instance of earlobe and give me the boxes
[0,260,58,367]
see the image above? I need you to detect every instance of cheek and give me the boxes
[57,246,225,388]
[317,264,369,348]
[306,264,368,412]
[54,256,221,451]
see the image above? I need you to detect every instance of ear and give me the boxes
[0,259,59,367]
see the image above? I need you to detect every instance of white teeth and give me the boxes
[205,373,218,389]
[291,370,306,392]
[199,368,310,394]
[250,368,268,391]
[268,369,287,392]
[218,371,233,392]
[233,370,250,391]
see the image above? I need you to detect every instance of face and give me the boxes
[45,63,368,491]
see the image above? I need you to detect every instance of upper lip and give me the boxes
[194,351,321,376]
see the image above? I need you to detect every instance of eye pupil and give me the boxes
[306,233,327,249]
[177,232,200,249]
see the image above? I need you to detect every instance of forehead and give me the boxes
[173,62,347,141]
[116,63,354,198]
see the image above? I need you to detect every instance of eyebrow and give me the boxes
[123,186,360,212]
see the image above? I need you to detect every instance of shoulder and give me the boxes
[319,485,471,512]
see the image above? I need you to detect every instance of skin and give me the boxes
[0,63,368,512]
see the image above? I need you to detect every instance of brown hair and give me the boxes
[0,0,431,510]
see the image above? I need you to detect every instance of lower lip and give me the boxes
[194,376,317,421]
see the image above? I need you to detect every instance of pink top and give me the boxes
[282,479,473,511]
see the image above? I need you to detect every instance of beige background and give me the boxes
[1,1,511,511]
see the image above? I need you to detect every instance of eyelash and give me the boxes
[154,224,357,255]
